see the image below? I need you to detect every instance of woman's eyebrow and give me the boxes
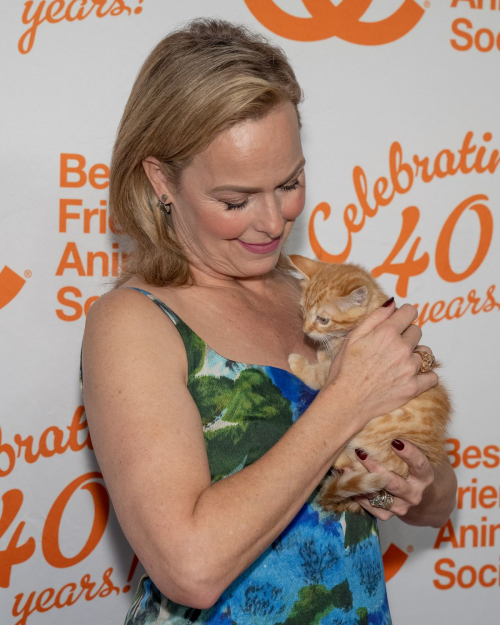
[210,158,306,194]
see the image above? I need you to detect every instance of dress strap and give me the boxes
[124,287,182,326]
[80,287,206,401]
[122,287,206,378]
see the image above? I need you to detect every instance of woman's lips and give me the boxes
[237,236,281,254]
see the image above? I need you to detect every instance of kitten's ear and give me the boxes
[336,286,369,312]
[288,255,321,280]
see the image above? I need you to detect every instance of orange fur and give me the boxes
[288,255,452,514]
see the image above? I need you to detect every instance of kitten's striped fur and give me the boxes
[288,255,452,514]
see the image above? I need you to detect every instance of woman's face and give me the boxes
[145,102,306,281]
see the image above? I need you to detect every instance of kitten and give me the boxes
[288,255,452,513]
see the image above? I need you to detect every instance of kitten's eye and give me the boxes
[316,316,330,325]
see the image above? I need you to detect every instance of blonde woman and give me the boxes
[80,18,456,624]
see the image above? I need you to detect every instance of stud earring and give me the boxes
[158,194,172,214]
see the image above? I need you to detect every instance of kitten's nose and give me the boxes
[304,321,314,333]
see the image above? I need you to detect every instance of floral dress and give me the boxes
[83,286,392,625]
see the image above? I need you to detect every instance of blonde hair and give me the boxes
[109,18,303,288]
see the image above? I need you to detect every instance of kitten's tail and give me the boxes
[319,470,390,510]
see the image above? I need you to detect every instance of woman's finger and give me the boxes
[354,448,414,501]
[347,299,396,341]
[414,369,440,393]
[382,303,419,336]
[355,495,397,521]
[390,439,434,486]
[414,344,433,356]
[354,448,386,475]
[401,324,422,351]
[354,442,435,510]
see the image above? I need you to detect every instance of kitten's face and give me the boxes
[301,285,370,340]
[289,255,387,342]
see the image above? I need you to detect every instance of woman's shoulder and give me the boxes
[86,276,177,323]
[83,280,188,376]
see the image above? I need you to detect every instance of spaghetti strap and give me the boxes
[80,286,203,399]
[122,286,206,378]
[123,286,182,326]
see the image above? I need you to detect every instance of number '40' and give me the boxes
[0,473,109,588]
[372,194,493,297]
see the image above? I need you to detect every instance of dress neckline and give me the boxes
[124,286,319,392]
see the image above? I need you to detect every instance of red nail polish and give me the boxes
[392,439,404,450]
[355,448,368,460]
[382,297,395,308]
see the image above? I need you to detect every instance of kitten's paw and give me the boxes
[319,470,390,513]
[320,497,364,514]
[288,353,309,373]
[317,351,332,365]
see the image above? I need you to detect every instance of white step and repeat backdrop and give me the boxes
[1,1,499,623]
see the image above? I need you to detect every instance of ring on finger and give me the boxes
[414,349,436,374]
[368,489,394,511]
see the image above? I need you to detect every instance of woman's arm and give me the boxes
[82,290,435,609]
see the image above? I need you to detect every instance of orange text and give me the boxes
[0,406,91,478]
[12,566,120,625]
[434,557,500,589]
[413,284,500,327]
[434,517,500,549]
[309,132,498,265]
[19,1,142,55]
[451,18,500,52]
[446,439,500,469]
[458,479,500,510]
[0,473,109,588]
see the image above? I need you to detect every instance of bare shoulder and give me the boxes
[84,286,185,349]
[83,286,188,384]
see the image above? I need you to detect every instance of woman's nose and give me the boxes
[254,195,284,237]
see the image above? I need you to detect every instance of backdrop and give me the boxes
[1,1,499,623]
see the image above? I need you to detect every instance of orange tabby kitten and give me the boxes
[288,255,452,513]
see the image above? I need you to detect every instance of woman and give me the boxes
[80,18,456,624]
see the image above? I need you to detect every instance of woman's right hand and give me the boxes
[323,300,438,428]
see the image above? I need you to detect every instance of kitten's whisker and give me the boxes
[276,278,303,301]
[323,338,335,360]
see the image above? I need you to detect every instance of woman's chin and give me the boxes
[234,254,282,278]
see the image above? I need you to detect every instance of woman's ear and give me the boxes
[142,157,172,200]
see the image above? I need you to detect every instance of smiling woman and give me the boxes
[80,17,455,625]
[109,19,303,287]
[141,103,305,280]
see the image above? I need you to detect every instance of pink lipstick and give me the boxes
[237,236,281,254]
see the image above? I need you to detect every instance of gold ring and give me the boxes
[415,350,436,374]
[368,489,394,511]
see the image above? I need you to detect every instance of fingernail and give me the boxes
[391,439,405,450]
[382,297,395,308]
[355,448,368,460]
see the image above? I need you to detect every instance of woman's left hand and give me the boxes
[354,440,457,527]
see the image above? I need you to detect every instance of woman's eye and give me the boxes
[316,316,330,325]
[280,179,301,192]
[223,199,249,210]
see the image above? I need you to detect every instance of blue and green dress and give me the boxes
[81,286,392,624]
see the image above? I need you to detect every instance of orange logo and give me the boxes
[244,0,424,44]
[0,266,26,309]
[383,543,408,581]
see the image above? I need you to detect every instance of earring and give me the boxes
[158,194,172,215]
